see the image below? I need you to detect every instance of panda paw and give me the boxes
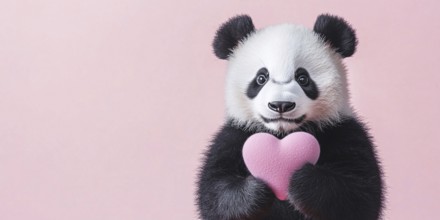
[287,163,323,218]
[232,176,275,219]
[245,175,275,203]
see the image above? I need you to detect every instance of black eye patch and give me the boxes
[295,68,319,100]
[246,67,269,99]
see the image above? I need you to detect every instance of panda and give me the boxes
[196,14,384,220]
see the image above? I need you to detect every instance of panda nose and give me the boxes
[268,101,296,113]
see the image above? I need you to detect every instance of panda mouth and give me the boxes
[260,114,306,124]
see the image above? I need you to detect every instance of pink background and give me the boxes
[1,1,439,219]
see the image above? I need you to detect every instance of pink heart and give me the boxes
[242,132,320,200]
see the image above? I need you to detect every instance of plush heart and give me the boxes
[242,132,320,200]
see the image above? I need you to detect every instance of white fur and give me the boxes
[224,24,354,133]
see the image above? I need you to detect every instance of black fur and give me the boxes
[196,123,275,220]
[213,15,255,59]
[247,68,269,99]
[313,14,357,58]
[295,68,319,100]
[196,117,384,220]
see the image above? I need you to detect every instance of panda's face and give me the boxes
[225,24,352,133]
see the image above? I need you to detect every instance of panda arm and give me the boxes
[197,123,275,220]
[288,118,384,220]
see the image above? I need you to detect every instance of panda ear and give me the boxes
[313,14,357,58]
[213,15,255,59]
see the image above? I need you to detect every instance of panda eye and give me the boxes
[297,75,309,86]
[256,74,268,85]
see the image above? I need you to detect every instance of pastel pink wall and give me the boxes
[1,0,439,219]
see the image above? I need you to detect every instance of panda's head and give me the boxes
[213,14,357,134]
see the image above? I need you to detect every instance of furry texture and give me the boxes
[224,22,352,133]
[197,14,384,219]
[213,15,255,59]
[313,14,357,58]
[197,118,383,220]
